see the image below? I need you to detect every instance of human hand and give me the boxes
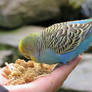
[0,55,81,92]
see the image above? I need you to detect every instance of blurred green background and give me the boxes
[0,0,92,92]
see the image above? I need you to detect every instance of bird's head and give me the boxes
[18,33,40,61]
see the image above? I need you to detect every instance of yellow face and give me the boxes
[18,36,37,61]
[18,33,40,61]
[19,41,36,61]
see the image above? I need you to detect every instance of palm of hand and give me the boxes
[0,56,81,92]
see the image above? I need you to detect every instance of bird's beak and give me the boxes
[24,55,30,59]
[30,56,36,61]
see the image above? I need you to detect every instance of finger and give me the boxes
[0,68,8,85]
[45,55,82,91]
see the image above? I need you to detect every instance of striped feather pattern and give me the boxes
[41,22,92,54]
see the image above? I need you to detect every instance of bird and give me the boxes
[18,18,92,65]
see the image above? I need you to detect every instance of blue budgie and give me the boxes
[18,18,92,65]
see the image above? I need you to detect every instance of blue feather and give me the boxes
[39,35,92,64]
[60,36,92,64]
[69,18,92,24]
[36,19,92,64]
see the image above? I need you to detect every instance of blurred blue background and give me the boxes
[0,0,92,92]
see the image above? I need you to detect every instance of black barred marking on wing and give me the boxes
[41,22,92,54]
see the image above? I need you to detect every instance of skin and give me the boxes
[0,55,81,92]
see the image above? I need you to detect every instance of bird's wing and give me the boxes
[42,22,92,54]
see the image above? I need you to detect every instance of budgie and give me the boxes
[18,18,92,65]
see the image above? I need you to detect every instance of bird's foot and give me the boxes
[52,63,62,71]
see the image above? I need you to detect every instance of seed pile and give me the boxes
[3,59,56,85]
